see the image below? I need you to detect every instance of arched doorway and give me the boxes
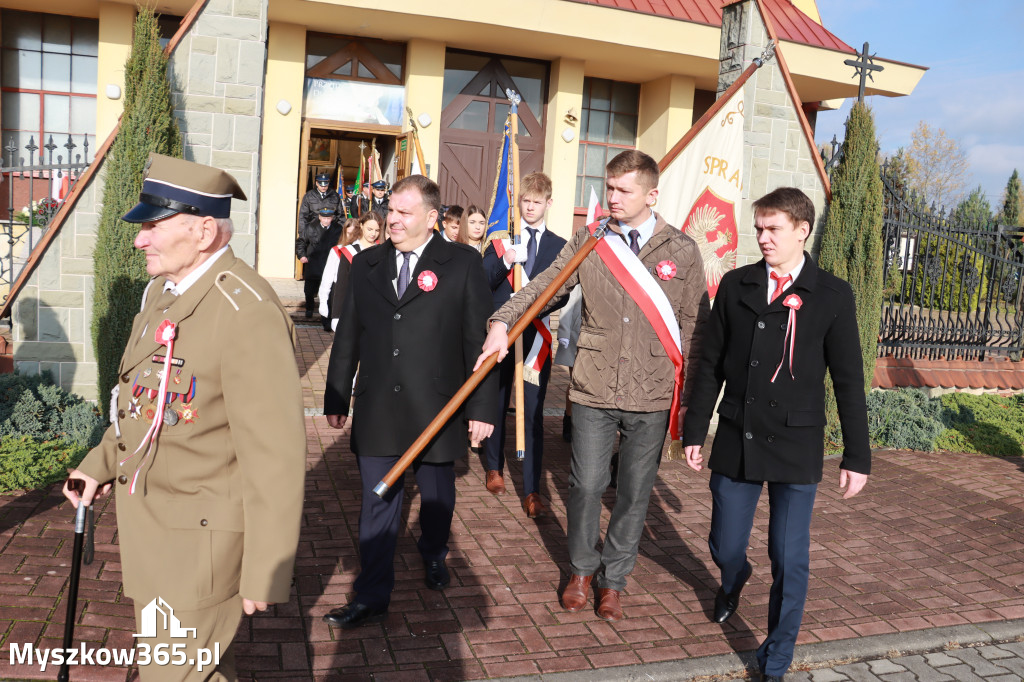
[438,52,547,209]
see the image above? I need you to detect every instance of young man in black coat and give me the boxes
[323,175,496,629]
[682,187,871,682]
[480,172,567,518]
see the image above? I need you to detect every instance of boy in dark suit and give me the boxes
[481,172,567,518]
[323,175,496,629]
[682,187,871,682]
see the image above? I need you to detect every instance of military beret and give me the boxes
[371,180,386,190]
[122,153,246,223]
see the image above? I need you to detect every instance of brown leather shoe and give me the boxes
[596,588,623,621]
[485,470,506,495]
[560,573,593,612]
[522,493,547,518]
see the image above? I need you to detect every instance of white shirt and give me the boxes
[613,210,656,252]
[766,255,806,303]
[163,245,230,296]
[393,234,433,295]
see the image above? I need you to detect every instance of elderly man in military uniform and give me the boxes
[63,153,306,681]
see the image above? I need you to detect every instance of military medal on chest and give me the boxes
[120,320,192,494]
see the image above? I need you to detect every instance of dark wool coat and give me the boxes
[682,254,871,484]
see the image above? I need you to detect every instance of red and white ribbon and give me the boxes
[121,319,176,494]
[771,293,802,383]
[342,243,359,263]
[587,221,685,439]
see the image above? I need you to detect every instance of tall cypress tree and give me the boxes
[817,102,884,448]
[997,169,1021,227]
[92,9,182,413]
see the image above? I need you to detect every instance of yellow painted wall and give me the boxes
[257,21,306,279]
[405,39,445,177]
[542,58,584,239]
[637,74,695,161]
[95,2,133,143]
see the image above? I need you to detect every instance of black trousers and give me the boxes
[352,455,455,609]
[303,276,321,311]
[484,349,551,496]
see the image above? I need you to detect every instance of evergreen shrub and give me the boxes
[937,392,1024,456]
[865,388,945,451]
[0,437,89,492]
[0,372,105,448]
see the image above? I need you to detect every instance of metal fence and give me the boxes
[1,134,91,304]
[878,172,1024,361]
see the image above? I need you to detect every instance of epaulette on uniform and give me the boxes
[215,270,265,311]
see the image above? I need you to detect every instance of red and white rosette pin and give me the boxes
[771,294,802,383]
[655,260,676,281]
[122,319,177,494]
[417,270,438,292]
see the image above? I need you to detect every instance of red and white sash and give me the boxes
[587,220,685,440]
[492,237,552,384]
[340,243,359,263]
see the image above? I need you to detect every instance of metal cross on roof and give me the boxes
[844,41,884,103]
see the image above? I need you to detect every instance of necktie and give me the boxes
[524,227,538,277]
[628,229,641,256]
[154,288,178,313]
[397,251,412,298]
[770,272,792,303]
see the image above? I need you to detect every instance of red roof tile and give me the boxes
[566,0,854,53]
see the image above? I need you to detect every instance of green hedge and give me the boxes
[866,388,1024,456]
[0,372,105,492]
[937,392,1024,456]
[0,437,89,492]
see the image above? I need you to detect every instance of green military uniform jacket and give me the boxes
[78,248,306,611]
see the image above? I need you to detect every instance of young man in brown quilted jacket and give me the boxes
[477,150,707,621]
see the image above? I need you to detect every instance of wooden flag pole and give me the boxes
[507,89,527,463]
[405,107,429,179]
[373,221,611,497]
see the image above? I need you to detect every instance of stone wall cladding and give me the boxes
[12,166,101,398]
[168,0,269,266]
[718,0,828,267]
[11,1,269,401]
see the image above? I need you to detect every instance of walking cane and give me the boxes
[58,479,94,682]
[373,219,611,497]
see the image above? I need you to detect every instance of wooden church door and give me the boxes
[438,53,547,209]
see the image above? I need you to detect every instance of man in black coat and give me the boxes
[682,187,871,682]
[299,171,342,226]
[480,172,566,518]
[369,179,390,217]
[323,174,496,629]
[296,207,344,317]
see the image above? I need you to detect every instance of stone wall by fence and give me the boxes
[718,0,829,267]
[11,0,270,402]
[169,0,268,266]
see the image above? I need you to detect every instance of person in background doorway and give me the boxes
[459,205,488,255]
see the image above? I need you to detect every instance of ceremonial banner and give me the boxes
[485,118,513,240]
[658,86,744,300]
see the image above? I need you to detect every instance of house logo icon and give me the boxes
[133,597,197,639]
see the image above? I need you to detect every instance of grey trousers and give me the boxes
[568,403,669,590]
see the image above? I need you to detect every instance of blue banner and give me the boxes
[485,119,513,240]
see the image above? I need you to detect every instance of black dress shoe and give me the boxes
[323,602,387,629]
[424,559,450,590]
[712,562,752,623]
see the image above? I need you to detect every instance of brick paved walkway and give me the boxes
[2,324,1024,680]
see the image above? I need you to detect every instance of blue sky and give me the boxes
[813,0,1024,209]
